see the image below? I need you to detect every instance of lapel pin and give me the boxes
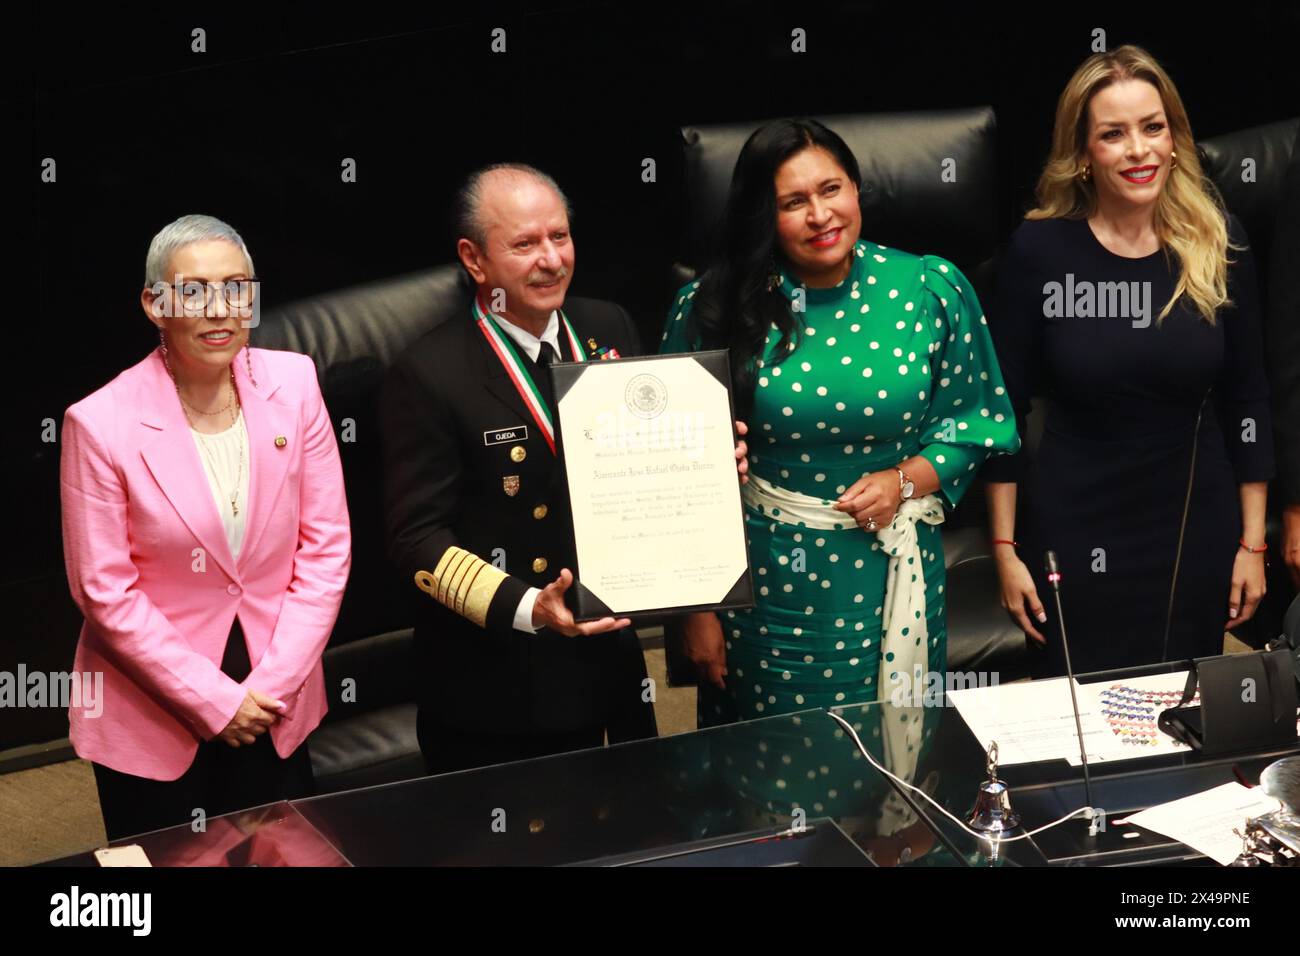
[275,436,287,448]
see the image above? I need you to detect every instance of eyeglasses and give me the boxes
[162,277,260,315]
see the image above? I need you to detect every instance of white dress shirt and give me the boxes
[493,311,562,633]
[495,309,562,363]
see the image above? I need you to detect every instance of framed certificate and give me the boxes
[550,350,754,621]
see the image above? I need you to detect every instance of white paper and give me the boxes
[952,670,1300,768]
[947,677,1113,765]
[94,844,152,867]
[949,673,1199,766]
[1125,782,1282,865]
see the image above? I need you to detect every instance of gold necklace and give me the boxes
[168,359,245,517]
[177,369,237,417]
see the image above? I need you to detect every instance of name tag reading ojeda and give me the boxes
[484,426,529,446]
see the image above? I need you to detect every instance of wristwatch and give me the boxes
[896,466,915,501]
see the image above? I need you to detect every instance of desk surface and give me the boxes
[41,660,1299,867]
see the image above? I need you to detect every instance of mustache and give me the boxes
[528,267,569,285]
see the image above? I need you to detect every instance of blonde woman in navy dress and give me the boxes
[986,46,1274,676]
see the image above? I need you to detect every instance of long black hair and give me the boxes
[687,118,864,421]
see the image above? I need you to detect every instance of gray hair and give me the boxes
[144,214,255,287]
[453,163,573,248]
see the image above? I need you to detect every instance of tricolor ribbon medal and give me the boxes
[472,296,587,454]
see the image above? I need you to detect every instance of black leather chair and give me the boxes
[1199,117,1300,646]
[1200,117,1299,288]
[672,107,1028,677]
[252,265,473,793]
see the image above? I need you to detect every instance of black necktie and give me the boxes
[532,341,560,411]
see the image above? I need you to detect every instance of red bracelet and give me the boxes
[991,539,1018,548]
[1239,539,1268,554]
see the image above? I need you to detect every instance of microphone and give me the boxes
[1045,550,1097,830]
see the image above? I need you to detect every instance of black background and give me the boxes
[10,1,1299,735]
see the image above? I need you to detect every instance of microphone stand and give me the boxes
[1045,550,1097,831]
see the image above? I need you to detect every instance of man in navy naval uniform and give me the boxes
[380,163,747,774]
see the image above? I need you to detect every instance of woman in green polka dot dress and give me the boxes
[661,118,1020,729]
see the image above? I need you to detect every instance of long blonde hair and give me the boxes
[1027,44,1235,324]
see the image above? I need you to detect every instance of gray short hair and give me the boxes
[144,214,255,287]
[453,163,573,248]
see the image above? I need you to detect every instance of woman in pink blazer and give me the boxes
[60,214,351,841]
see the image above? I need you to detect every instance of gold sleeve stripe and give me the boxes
[414,546,508,628]
[456,562,487,618]
[438,549,472,606]
[444,551,476,610]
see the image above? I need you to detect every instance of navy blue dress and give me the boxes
[985,215,1274,676]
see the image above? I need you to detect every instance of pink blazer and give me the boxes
[60,347,351,780]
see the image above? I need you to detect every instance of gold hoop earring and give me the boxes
[1079,164,1092,183]
[1170,150,1178,171]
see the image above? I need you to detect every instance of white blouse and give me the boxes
[191,410,250,557]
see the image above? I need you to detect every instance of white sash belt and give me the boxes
[743,474,945,704]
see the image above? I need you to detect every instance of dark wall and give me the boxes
[9,0,1298,748]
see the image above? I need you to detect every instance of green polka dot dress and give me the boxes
[661,240,1020,728]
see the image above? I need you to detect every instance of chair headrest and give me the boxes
[680,106,1000,273]
[252,263,468,375]
[1198,117,1299,257]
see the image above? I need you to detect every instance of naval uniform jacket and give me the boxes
[379,296,657,739]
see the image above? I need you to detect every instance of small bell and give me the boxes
[1228,827,1264,867]
[969,742,1021,834]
